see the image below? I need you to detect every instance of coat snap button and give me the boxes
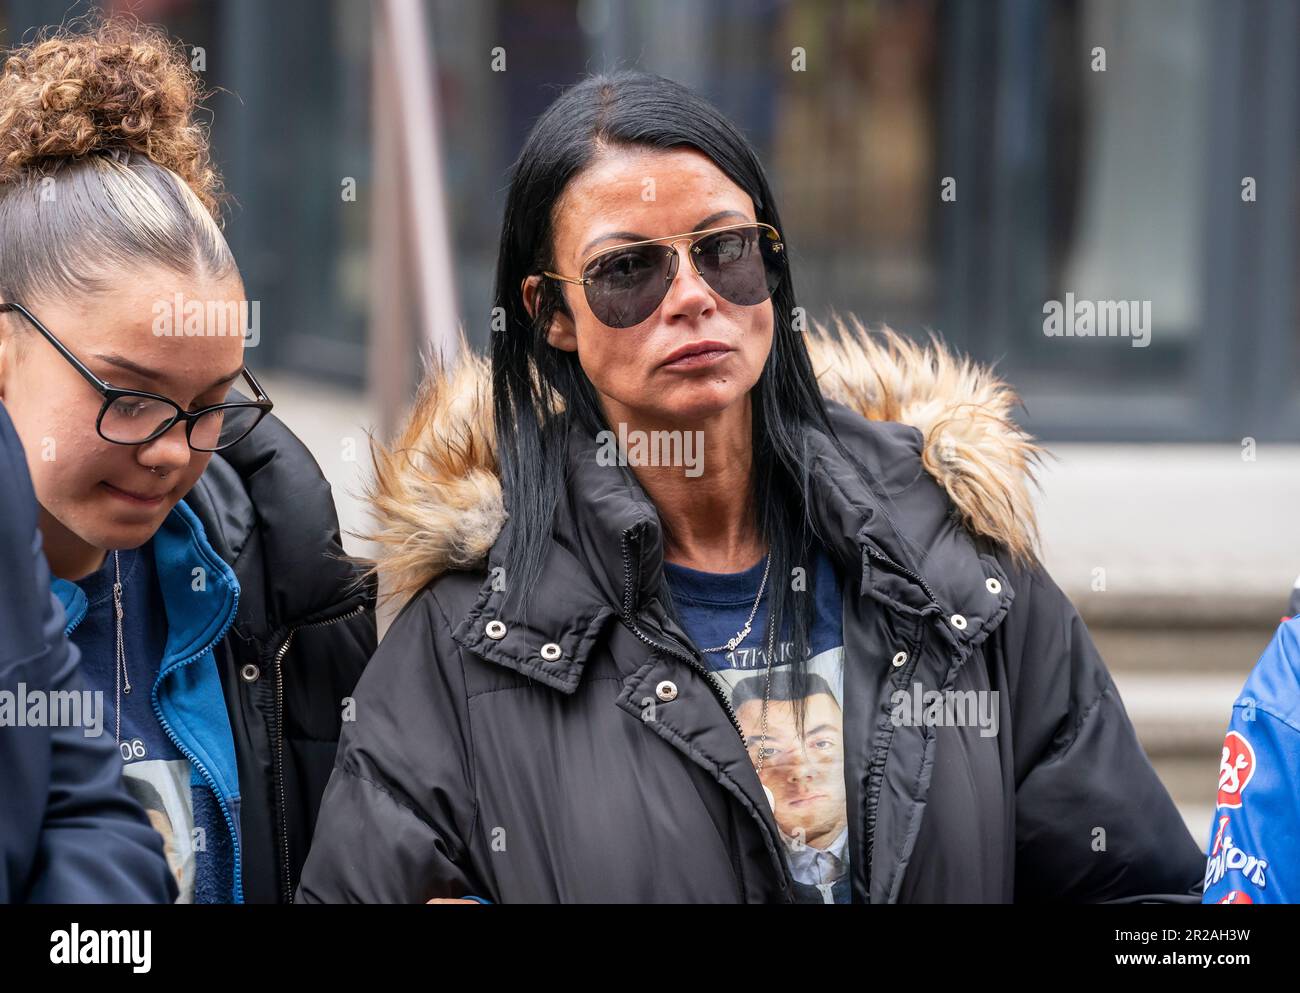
[985,577,1002,595]
[240,663,260,682]
[484,620,507,640]
[655,680,678,702]
[950,613,968,631]
[891,651,908,668]
[540,642,562,661]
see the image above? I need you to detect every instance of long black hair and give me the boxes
[492,71,848,713]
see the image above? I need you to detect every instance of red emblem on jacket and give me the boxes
[1217,731,1255,809]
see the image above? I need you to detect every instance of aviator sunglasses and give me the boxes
[543,221,786,329]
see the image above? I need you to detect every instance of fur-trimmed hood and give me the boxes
[365,316,1044,608]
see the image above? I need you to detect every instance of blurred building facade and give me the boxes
[3,0,1293,443]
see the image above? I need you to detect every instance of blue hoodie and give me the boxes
[0,403,175,904]
[1203,617,1300,904]
[52,499,244,903]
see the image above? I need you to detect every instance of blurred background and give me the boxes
[3,0,1297,848]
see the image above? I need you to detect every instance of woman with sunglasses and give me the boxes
[0,20,374,903]
[299,71,1201,903]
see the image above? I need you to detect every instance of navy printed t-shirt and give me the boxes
[663,548,850,903]
[72,543,224,902]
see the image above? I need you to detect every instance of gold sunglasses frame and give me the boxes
[542,220,784,287]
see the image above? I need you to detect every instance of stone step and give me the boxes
[1089,624,1275,676]
[1110,672,1240,756]
[1156,752,1218,852]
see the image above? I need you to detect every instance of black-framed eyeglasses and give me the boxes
[0,301,273,452]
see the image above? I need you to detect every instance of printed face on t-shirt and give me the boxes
[736,691,847,849]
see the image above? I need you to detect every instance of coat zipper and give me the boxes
[150,592,244,903]
[863,543,941,606]
[620,527,799,901]
[270,601,367,904]
[859,541,941,901]
[618,529,747,743]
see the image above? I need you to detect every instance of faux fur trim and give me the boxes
[363,318,1044,606]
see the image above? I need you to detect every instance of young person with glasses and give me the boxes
[0,18,374,903]
[300,71,1202,903]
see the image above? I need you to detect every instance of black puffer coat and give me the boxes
[186,412,375,903]
[298,327,1203,903]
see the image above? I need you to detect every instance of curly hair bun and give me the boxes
[0,16,222,217]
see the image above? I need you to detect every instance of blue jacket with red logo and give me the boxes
[1203,617,1300,904]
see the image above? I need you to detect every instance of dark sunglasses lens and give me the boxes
[99,395,177,444]
[584,245,674,328]
[694,226,784,306]
[191,404,265,451]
